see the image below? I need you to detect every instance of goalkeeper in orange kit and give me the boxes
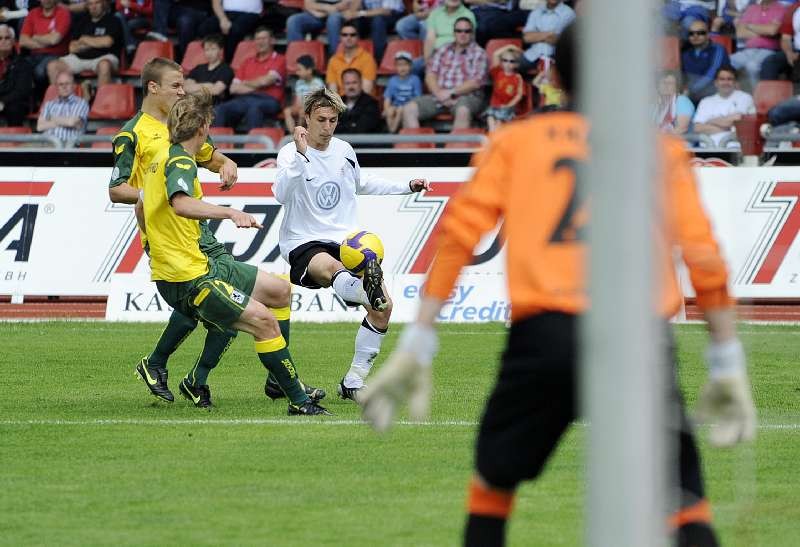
[361,25,757,547]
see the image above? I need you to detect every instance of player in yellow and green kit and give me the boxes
[138,90,330,415]
[111,57,323,406]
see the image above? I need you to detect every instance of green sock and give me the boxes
[148,310,197,368]
[256,336,308,405]
[186,329,235,386]
[278,318,290,344]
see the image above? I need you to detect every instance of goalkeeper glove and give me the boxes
[696,338,757,448]
[360,323,438,432]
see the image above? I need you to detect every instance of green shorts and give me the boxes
[156,254,258,333]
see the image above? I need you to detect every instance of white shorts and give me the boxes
[60,53,119,73]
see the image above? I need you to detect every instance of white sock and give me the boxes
[332,269,369,307]
[343,317,386,388]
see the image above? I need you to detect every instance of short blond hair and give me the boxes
[168,89,214,144]
[303,87,347,116]
[142,57,182,95]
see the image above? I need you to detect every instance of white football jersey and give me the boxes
[275,137,411,261]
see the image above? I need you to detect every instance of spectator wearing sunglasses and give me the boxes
[408,0,476,76]
[681,19,730,105]
[485,44,524,131]
[326,22,377,94]
[520,0,574,74]
[402,17,487,130]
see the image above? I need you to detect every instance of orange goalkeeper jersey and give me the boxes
[424,111,732,321]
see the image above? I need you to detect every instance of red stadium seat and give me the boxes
[89,84,136,120]
[394,127,435,149]
[444,127,485,149]
[120,41,174,76]
[754,80,793,115]
[661,36,680,71]
[710,34,733,55]
[91,126,121,149]
[231,40,257,70]
[286,40,326,74]
[485,38,523,62]
[337,39,374,56]
[245,127,285,149]
[182,40,206,73]
[0,126,32,148]
[378,39,423,75]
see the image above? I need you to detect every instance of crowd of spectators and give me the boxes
[5,0,800,148]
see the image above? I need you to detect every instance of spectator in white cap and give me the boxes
[383,50,422,132]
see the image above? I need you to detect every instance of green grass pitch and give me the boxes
[1,322,798,546]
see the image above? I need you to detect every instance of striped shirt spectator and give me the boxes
[37,72,89,146]
[428,40,488,89]
[404,16,486,128]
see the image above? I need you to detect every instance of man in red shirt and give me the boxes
[19,0,71,83]
[212,26,286,132]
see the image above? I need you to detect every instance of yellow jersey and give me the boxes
[110,110,215,191]
[143,143,210,283]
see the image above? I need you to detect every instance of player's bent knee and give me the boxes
[252,311,281,340]
[237,300,281,339]
[475,431,548,490]
[475,452,536,491]
[275,277,292,306]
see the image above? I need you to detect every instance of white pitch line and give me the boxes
[0,419,798,430]
[0,418,476,427]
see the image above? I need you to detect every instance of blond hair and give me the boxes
[141,57,182,95]
[303,87,347,116]
[168,89,214,144]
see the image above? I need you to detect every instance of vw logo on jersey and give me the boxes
[316,181,341,210]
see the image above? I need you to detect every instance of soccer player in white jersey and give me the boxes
[275,87,431,400]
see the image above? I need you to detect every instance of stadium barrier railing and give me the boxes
[277,133,488,148]
[0,134,64,148]
[73,133,277,151]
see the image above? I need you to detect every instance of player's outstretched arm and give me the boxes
[171,193,263,228]
[696,308,757,448]
[409,179,431,192]
[361,297,441,432]
[664,139,757,448]
[198,149,238,191]
[109,182,140,204]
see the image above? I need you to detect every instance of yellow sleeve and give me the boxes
[196,137,215,164]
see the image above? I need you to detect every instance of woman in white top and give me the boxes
[654,70,696,135]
